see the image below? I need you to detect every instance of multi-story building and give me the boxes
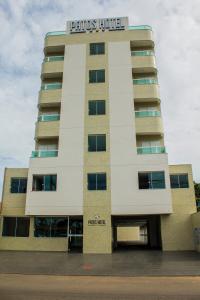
[0,17,199,253]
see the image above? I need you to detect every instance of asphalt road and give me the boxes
[0,274,200,300]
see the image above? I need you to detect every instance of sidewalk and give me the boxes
[0,250,200,276]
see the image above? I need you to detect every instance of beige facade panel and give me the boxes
[134,84,160,102]
[132,55,156,73]
[35,121,59,139]
[135,116,163,135]
[38,90,61,107]
[1,168,28,216]
[192,212,200,252]
[0,218,68,251]
[161,164,197,251]
[41,61,64,79]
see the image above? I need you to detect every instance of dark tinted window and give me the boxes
[138,172,165,189]
[32,175,57,191]
[170,174,189,188]
[88,100,105,115]
[34,217,68,237]
[10,178,27,193]
[2,217,30,237]
[89,70,105,83]
[90,43,105,55]
[87,173,107,190]
[88,134,106,152]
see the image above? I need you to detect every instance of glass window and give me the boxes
[90,43,105,55]
[87,173,107,190]
[170,174,189,189]
[89,70,105,83]
[34,217,68,237]
[138,171,165,189]
[88,100,105,115]
[32,175,57,191]
[10,178,27,193]
[2,217,30,237]
[88,134,106,152]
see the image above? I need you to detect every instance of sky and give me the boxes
[0,0,200,197]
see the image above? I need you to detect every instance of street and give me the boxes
[0,274,200,300]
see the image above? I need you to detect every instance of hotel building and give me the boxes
[0,17,199,253]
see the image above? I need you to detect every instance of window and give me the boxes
[88,134,106,152]
[170,174,189,189]
[34,217,68,237]
[87,173,107,190]
[88,100,105,115]
[2,217,30,237]
[10,178,27,193]
[89,70,105,83]
[90,43,105,55]
[138,171,165,189]
[32,175,57,191]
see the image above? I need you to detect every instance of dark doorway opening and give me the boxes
[112,215,162,251]
[68,217,83,253]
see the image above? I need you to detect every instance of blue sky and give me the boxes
[0,0,200,197]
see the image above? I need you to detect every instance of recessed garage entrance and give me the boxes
[112,215,162,250]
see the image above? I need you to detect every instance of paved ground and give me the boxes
[0,250,200,276]
[0,274,200,300]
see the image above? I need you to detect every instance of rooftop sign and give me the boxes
[66,17,128,34]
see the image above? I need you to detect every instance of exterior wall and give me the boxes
[135,116,163,135]
[83,41,112,254]
[134,84,160,101]
[161,164,197,251]
[25,44,86,216]
[0,217,68,251]
[38,90,61,107]
[131,55,156,71]
[192,212,200,252]
[41,61,64,77]
[35,120,59,139]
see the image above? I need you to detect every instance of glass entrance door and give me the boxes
[68,218,83,252]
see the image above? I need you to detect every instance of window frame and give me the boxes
[10,177,27,193]
[89,69,105,83]
[32,174,57,191]
[34,217,68,238]
[88,100,106,115]
[88,134,106,152]
[170,173,189,189]
[2,217,30,237]
[87,173,107,191]
[138,171,166,190]
[90,42,105,55]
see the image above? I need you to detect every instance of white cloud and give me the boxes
[0,0,200,197]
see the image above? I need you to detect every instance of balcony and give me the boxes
[131,50,154,56]
[135,116,163,135]
[38,114,60,122]
[137,146,166,155]
[132,52,156,74]
[135,110,160,118]
[41,57,64,79]
[31,150,58,158]
[35,120,59,139]
[133,78,157,85]
[41,83,62,90]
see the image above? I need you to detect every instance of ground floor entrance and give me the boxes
[112,215,162,251]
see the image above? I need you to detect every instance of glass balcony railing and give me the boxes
[131,50,154,56]
[44,56,64,62]
[135,110,161,118]
[41,83,62,90]
[133,78,158,85]
[45,31,65,37]
[31,150,58,158]
[128,25,152,30]
[137,146,166,155]
[38,114,60,122]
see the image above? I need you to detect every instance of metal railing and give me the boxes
[128,25,152,30]
[137,146,166,154]
[41,83,62,90]
[38,114,60,122]
[45,31,65,37]
[44,56,64,62]
[133,78,158,85]
[131,50,154,56]
[135,110,160,117]
[31,150,58,158]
